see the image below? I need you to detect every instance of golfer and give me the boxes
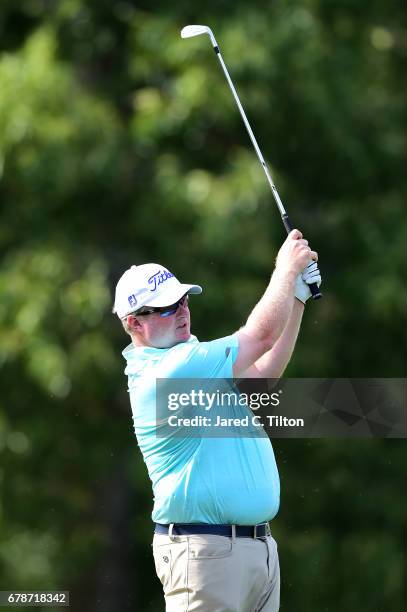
[113,229,321,612]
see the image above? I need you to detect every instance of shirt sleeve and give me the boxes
[159,334,239,379]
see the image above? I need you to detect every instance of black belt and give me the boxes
[155,522,271,538]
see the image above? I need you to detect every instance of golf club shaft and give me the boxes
[212,44,322,300]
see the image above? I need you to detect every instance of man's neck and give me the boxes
[130,335,191,349]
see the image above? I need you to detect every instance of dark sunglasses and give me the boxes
[134,294,189,318]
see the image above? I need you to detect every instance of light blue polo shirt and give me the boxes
[123,334,280,525]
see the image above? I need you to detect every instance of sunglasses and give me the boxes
[134,294,189,318]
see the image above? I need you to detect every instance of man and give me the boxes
[113,229,321,612]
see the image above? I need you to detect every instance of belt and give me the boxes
[155,522,271,538]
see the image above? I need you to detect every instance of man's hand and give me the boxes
[295,261,322,304]
[275,229,318,277]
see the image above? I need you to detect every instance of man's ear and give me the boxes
[127,314,142,332]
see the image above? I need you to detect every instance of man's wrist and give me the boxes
[294,296,307,307]
[273,266,298,287]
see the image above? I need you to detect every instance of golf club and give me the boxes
[181,24,322,300]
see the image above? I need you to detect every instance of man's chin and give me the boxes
[176,326,190,342]
[163,332,190,349]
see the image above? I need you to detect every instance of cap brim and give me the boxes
[144,283,202,307]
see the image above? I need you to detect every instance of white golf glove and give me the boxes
[295,261,322,304]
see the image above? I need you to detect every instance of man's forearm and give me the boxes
[233,230,315,377]
[251,299,305,378]
[244,267,297,346]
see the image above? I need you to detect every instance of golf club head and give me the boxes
[181,25,217,47]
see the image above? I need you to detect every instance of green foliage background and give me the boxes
[0,1,406,610]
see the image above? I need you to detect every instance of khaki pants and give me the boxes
[152,531,280,612]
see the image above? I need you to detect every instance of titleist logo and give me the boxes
[148,270,174,291]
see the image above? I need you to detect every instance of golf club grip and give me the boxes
[281,214,322,300]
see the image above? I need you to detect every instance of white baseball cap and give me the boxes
[113,263,202,319]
